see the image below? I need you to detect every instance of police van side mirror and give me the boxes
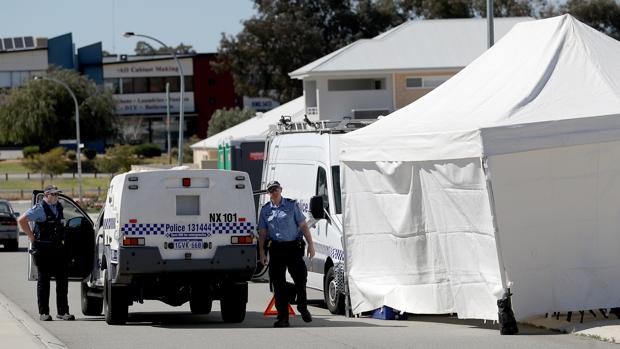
[309,196,325,220]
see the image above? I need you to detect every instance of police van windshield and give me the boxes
[331,166,342,214]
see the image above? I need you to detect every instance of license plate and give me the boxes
[173,240,203,249]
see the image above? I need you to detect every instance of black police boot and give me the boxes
[56,313,75,321]
[39,314,52,321]
[299,309,312,323]
[273,319,290,328]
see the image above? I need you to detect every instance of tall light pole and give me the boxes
[34,76,83,203]
[123,32,185,165]
[487,0,495,48]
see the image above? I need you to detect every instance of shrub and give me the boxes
[95,144,139,174]
[66,150,77,161]
[82,148,97,160]
[134,143,162,158]
[22,145,40,158]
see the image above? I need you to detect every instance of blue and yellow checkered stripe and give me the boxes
[122,223,166,236]
[121,222,254,236]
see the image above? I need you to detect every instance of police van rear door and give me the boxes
[28,191,96,281]
[119,170,256,262]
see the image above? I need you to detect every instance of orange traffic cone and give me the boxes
[263,295,295,317]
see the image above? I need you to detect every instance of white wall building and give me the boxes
[290,17,532,121]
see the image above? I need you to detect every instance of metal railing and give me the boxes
[0,187,106,200]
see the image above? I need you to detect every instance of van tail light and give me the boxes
[231,236,254,245]
[182,178,191,187]
[123,237,145,246]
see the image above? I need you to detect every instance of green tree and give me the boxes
[554,0,620,40]
[171,135,201,164]
[215,0,407,103]
[207,107,255,137]
[134,41,197,55]
[0,67,117,150]
[94,144,139,174]
[399,0,533,19]
[23,147,69,188]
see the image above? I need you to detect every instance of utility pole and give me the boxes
[487,0,495,48]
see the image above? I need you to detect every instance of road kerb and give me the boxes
[0,291,67,349]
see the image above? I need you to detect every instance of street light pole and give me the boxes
[487,0,495,48]
[34,76,83,203]
[123,32,185,165]
[165,82,172,165]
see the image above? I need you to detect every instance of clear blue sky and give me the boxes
[2,0,257,54]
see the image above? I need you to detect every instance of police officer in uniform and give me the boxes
[258,180,315,327]
[18,185,75,321]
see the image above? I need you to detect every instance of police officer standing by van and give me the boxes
[18,185,75,321]
[259,180,315,327]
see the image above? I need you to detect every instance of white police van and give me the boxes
[29,169,257,325]
[258,118,374,314]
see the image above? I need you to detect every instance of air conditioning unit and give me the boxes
[351,108,390,119]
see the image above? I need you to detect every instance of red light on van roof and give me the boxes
[129,219,137,224]
[182,178,191,187]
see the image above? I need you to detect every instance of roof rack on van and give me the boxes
[270,115,376,135]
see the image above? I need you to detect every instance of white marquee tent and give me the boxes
[340,15,620,320]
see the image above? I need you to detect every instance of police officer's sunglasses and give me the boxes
[268,187,279,193]
[46,193,59,197]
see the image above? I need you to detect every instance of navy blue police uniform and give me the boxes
[26,200,70,317]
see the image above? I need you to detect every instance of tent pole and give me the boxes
[481,156,508,290]
[482,155,519,335]
[340,163,353,318]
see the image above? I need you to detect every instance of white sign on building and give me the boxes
[243,96,280,112]
[104,58,194,78]
[114,92,195,115]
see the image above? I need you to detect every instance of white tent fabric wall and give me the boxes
[340,15,620,321]
[342,159,503,319]
[488,140,620,319]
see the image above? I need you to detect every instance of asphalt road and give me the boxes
[0,236,614,349]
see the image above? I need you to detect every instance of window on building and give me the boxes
[133,77,148,93]
[0,72,10,88]
[184,76,193,92]
[122,78,133,94]
[149,77,164,93]
[11,71,28,87]
[328,78,385,91]
[164,77,179,92]
[406,76,450,89]
[405,77,423,88]
[104,78,120,94]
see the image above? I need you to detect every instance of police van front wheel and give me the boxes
[81,282,103,316]
[104,270,129,325]
[324,266,345,315]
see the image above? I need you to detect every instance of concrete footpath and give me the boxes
[523,311,620,343]
[0,291,66,349]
